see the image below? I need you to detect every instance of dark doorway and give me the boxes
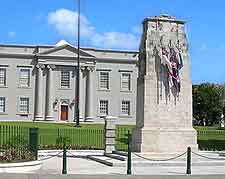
[61,105,68,121]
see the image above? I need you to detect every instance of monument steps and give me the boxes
[112,150,128,157]
[87,155,124,166]
[104,153,126,161]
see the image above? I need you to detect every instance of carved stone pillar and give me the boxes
[104,116,117,154]
[34,64,45,120]
[132,15,198,153]
[45,64,56,121]
[85,66,95,121]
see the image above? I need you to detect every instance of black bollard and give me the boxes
[127,131,131,175]
[186,147,191,175]
[62,144,67,174]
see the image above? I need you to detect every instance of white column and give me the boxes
[34,64,45,120]
[79,67,85,121]
[45,64,55,120]
[85,66,95,121]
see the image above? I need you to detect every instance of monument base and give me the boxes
[131,127,198,153]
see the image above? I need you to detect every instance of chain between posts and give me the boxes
[132,151,187,161]
[192,151,225,160]
[67,151,80,158]
[38,151,64,161]
[126,130,189,176]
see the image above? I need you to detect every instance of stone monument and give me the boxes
[132,14,198,153]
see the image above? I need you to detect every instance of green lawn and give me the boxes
[193,126,225,150]
[5,122,225,151]
[0,122,135,151]
[0,121,134,130]
[0,121,103,129]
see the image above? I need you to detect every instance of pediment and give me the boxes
[38,44,95,58]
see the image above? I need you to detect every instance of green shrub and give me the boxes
[6,135,28,148]
[0,135,35,162]
[56,136,71,147]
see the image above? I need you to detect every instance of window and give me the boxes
[99,72,109,90]
[61,71,70,88]
[99,100,108,116]
[121,101,130,115]
[19,98,29,113]
[121,73,131,91]
[0,97,5,112]
[19,69,30,87]
[0,68,6,86]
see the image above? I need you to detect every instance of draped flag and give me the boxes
[160,47,184,94]
[161,48,173,88]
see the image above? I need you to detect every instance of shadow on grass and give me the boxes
[198,139,225,151]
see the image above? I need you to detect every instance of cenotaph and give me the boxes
[132,14,198,153]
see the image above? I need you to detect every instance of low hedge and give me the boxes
[198,140,225,151]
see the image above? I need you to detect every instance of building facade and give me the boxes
[0,41,138,124]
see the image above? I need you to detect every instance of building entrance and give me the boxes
[60,105,68,121]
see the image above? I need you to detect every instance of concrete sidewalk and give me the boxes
[36,156,225,175]
[3,174,225,179]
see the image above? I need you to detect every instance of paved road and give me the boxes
[2,174,225,179]
[36,156,225,175]
[1,155,225,179]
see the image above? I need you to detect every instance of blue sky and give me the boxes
[0,0,224,84]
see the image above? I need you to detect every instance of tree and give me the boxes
[193,83,225,126]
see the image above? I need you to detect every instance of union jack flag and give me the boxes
[161,47,183,94]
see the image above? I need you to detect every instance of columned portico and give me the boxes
[85,66,95,120]
[45,64,55,120]
[34,64,45,120]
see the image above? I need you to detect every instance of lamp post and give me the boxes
[74,0,81,127]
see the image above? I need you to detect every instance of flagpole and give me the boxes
[74,0,81,127]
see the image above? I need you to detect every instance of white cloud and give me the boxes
[48,9,95,38]
[91,32,139,49]
[47,9,140,50]
[8,31,16,38]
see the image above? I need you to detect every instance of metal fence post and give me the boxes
[127,130,131,175]
[186,146,191,175]
[62,144,67,174]
[29,128,39,160]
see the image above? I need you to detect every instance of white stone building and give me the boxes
[0,40,138,124]
[0,14,196,132]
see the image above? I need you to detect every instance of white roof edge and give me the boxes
[55,40,72,47]
[82,47,139,53]
[0,43,139,54]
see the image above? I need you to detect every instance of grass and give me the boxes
[0,121,103,129]
[6,122,225,151]
[194,126,225,140]
[193,125,225,150]
[194,126,221,131]
[0,122,135,151]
